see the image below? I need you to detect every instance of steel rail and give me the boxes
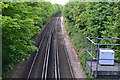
[41,34,52,79]
[87,37,120,46]
[27,19,54,80]
[41,18,56,79]
[55,17,60,80]
[41,17,61,79]
[63,34,75,79]
[27,29,49,79]
[27,15,74,79]
[88,37,120,40]
[54,17,58,79]
[56,45,60,79]
[86,37,97,45]
[60,17,75,79]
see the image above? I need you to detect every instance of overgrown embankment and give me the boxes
[63,2,120,77]
[2,2,62,77]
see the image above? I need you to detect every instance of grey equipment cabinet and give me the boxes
[99,48,114,65]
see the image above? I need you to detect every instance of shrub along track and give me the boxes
[9,14,74,79]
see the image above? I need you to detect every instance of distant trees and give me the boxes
[2,2,61,77]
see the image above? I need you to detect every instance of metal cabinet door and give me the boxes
[99,52,114,65]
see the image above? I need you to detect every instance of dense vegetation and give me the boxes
[63,2,120,77]
[2,2,61,77]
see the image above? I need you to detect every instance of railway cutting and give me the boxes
[9,14,86,79]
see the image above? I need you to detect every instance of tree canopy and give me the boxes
[2,2,61,77]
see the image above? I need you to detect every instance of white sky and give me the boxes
[45,0,69,5]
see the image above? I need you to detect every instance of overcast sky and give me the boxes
[45,0,69,5]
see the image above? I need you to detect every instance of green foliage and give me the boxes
[63,1,120,77]
[63,2,88,52]
[63,1,120,57]
[2,2,61,77]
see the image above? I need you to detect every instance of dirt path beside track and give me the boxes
[60,16,87,78]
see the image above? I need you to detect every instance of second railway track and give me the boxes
[27,14,74,79]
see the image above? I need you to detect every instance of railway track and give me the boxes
[27,14,74,79]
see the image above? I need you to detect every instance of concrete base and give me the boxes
[86,60,120,78]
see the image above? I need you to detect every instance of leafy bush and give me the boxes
[63,1,120,58]
[63,1,120,77]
